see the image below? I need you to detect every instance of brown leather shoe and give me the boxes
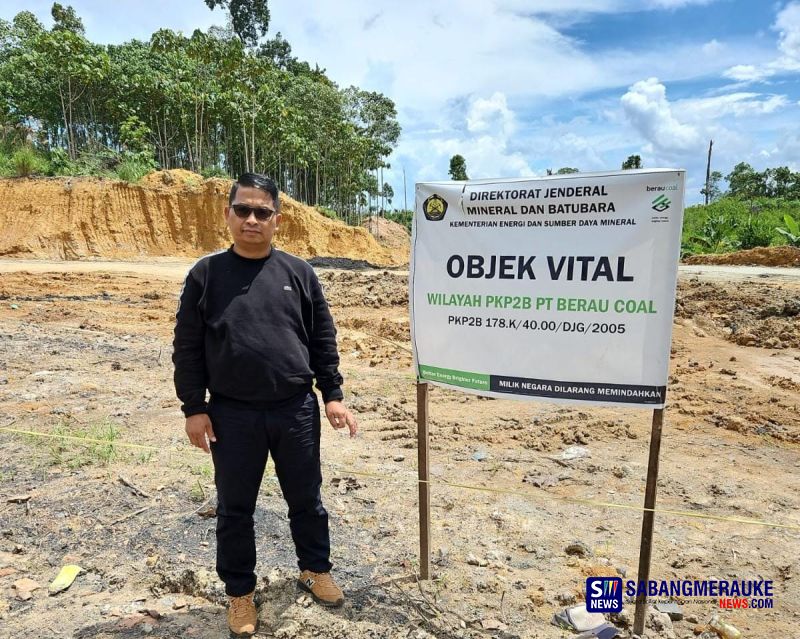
[227,591,257,636]
[297,570,345,607]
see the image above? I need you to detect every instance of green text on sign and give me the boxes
[418,365,490,391]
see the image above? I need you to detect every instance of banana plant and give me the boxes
[776,214,800,246]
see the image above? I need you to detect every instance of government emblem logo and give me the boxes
[422,194,448,221]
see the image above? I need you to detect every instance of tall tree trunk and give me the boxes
[240,111,249,173]
[251,98,256,173]
[67,77,75,159]
[315,156,320,207]
[58,85,74,160]
[163,112,170,169]
[704,139,714,206]
[184,126,194,172]
[194,99,200,172]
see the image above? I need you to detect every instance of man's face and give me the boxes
[224,185,281,249]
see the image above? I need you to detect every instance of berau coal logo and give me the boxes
[423,194,448,221]
[651,195,671,212]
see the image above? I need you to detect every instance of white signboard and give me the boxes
[410,169,685,409]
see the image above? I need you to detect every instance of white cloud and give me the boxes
[466,92,516,135]
[617,73,800,201]
[702,39,724,56]
[621,78,701,155]
[723,64,772,81]
[496,0,620,13]
[762,131,800,171]
[496,0,716,14]
[776,1,800,60]
[723,1,800,81]
[647,0,715,7]
[676,92,789,119]
[389,92,532,187]
[433,133,533,179]
[267,0,767,111]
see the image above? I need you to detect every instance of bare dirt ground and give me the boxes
[0,259,798,639]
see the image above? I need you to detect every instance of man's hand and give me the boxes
[325,401,358,438]
[185,413,216,453]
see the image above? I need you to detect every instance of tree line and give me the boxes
[0,3,400,223]
[706,163,800,201]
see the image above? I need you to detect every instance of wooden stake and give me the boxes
[633,408,665,635]
[417,382,431,580]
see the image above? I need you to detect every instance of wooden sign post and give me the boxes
[633,408,665,635]
[415,393,670,634]
[417,381,431,580]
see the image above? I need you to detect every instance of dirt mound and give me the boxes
[317,270,409,307]
[0,172,405,266]
[684,246,800,267]
[361,215,411,254]
[676,278,800,349]
[139,169,204,190]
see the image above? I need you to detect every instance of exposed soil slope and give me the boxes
[0,171,407,266]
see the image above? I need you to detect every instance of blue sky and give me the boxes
[3,0,799,206]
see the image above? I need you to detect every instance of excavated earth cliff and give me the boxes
[0,170,408,266]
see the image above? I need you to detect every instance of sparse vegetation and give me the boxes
[682,196,800,256]
[40,418,121,468]
[10,145,49,177]
[776,213,800,247]
[115,155,156,183]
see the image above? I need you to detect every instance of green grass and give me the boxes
[189,461,213,479]
[384,210,413,232]
[0,151,13,177]
[682,197,800,255]
[200,165,230,179]
[39,418,122,469]
[50,147,118,178]
[189,479,206,503]
[10,146,49,177]
[115,156,154,183]
[315,205,341,221]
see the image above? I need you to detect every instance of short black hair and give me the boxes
[229,173,280,209]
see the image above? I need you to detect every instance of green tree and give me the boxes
[50,3,84,35]
[556,167,579,174]
[700,170,723,203]
[725,162,765,199]
[381,182,393,207]
[0,4,401,221]
[6,23,109,158]
[448,154,468,180]
[763,166,800,199]
[256,32,317,75]
[203,0,270,47]
[621,155,642,170]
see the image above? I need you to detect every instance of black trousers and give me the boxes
[208,390,332,597]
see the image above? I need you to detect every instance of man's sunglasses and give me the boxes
[231,204,277,222]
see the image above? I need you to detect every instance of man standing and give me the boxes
[172,173,357,637]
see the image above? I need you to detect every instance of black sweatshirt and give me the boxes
[172,246,344,417]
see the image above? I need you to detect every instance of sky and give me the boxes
[3,0,800,206]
